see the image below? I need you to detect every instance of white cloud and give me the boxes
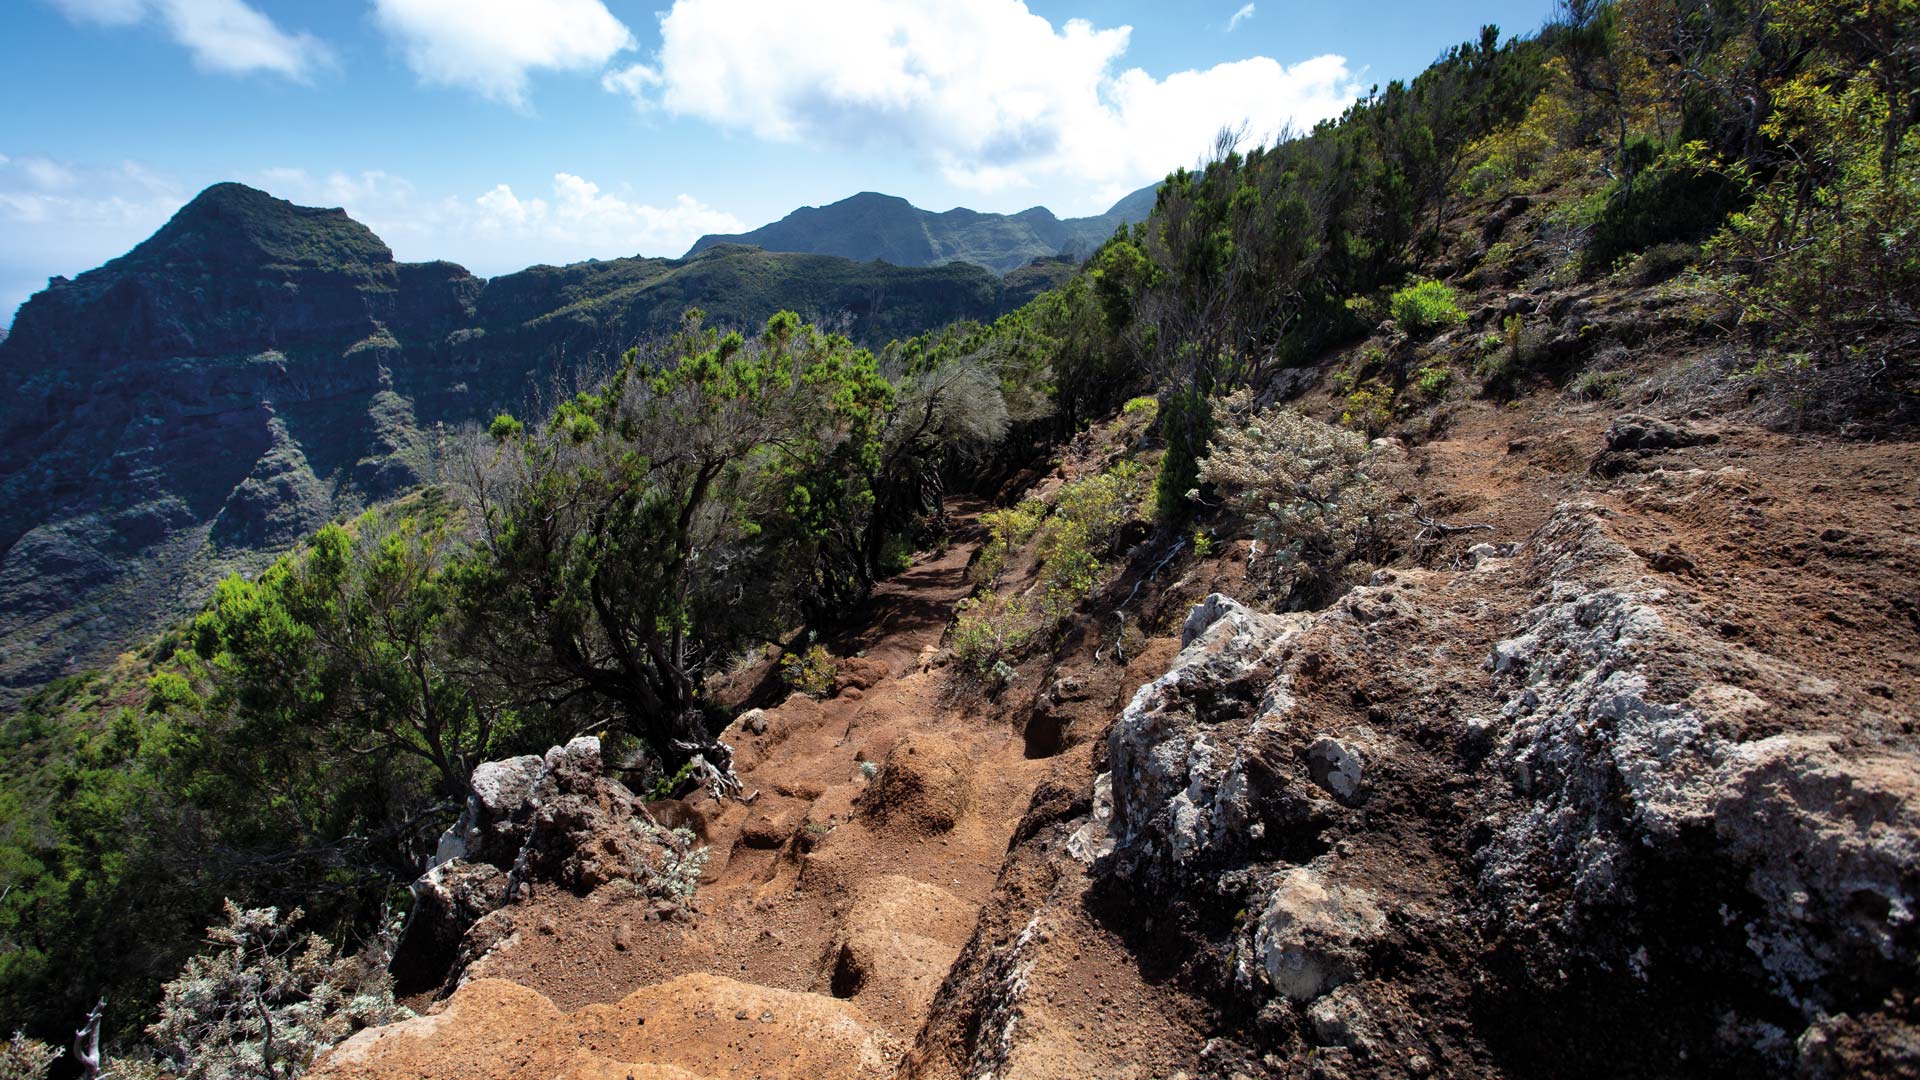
[606,0,1362,211]
[1228,4,1256,32]
[254,168,743,272]
[372,0,636,109]
[47,0,330,81]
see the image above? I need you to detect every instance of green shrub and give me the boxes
[1388,278,1468,337]
[1340,379,1396,436]
[972,500,1046,585]
[950,594,1037,673]
[1413,366,1453,397]
[1153,388,1210,523]
[1121,396,1159,423]
[1583,141,1739,275]
[779,644,838,698]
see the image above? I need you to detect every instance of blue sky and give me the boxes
[0,0,1554,326]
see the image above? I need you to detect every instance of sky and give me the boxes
[0,0,1555,326]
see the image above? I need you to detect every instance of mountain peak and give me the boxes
[686,183,1157,275]
[147,181,393,270]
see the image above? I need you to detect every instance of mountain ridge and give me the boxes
[685,184,1157,274]
[0,182,1029,699]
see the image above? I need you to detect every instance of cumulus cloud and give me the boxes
[0,154,187,321]
[372,0,636,108]
[604,0,1362,210]
[254,167,742,273]
[1228,4,1256,32]
[47,0,331,81]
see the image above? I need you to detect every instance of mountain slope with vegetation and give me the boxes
[2,0,1916,1076]
[0,185,1014,702]
[685,185,1158,274]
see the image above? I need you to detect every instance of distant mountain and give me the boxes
[686,185,1158,275]
[0,183,1017,698]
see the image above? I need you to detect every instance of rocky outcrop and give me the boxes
[393,737,703,996]
[921,501,1918,1078]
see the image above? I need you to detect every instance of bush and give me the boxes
[146,901,407,1080]
[950,594,1037,673]
[1035,461,1148,620]
[1413,366,1453,398]
[1340,379,1396,436]
[1583,141,1738,275]
[1200,394,1408,608]
[0,1034,60,1080]
[779,644,838,699]
[972,500,1046,586]
[1389,278,1468,337]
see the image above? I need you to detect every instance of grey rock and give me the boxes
[1306,737,1365,806]
[1250,867,1385,1001]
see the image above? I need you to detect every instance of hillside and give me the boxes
[2,0,1915,1075]
[685,186,1157,274]
[0,184,1012,700]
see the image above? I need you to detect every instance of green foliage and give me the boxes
[1121,396,1159,422]
[145,901,406,1080]
[1341,379,1398,436]
[973,500,1047,586]
[1695,0,1920,418]
[1414,365,1454,397]
[949,594,1038,674]
[1583,139,1739,273]
[779,645,838,699]
[1153,387,1210,523]
[1388,278,1468,336]
[1036,460,1150,622]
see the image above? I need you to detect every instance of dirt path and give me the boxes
[317,500,1072,1079]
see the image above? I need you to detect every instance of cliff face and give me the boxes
[0,183,1012,698]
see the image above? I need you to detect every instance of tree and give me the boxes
[451,311,892,769]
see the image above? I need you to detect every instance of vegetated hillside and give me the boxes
[685,185,1157,274]
[0,184,1011,702]
[4,0,1916,1075]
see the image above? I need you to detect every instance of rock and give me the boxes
[1605,413,1712,452]
[1305,737,1365,806]
[833,656,891,695]
[1306,985,1380,1052]
[738,708,770,736]
[1250,867,1385,1001]
[1050,675,1091,703]
[858,734,972,833]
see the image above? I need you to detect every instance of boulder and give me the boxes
[1605,413,1712,452]
[1249,867,1386,1002]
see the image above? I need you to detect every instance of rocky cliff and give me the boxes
[0,183,1015,698]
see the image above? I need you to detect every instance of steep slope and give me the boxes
[316,371,1918,1080]
[686,186,1156,274]
[0,184,1011,699]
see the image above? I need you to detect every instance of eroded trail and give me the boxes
[317,501,1068,1079]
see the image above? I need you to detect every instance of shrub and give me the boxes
[0,1034,60,1080]
[1199,394,1408,608]
[631,820,709,902]
[1414,366,1453,398]
[779,644,838,699]
[950,593,1037,673]
[1036,460,1150,622]
[146,901,407,1080]
[1153,388,1209,522]
[1121,396,1159,423]
[972,500,1046,585]
[1388,278,1468,337]
[1340,379,1396,437]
